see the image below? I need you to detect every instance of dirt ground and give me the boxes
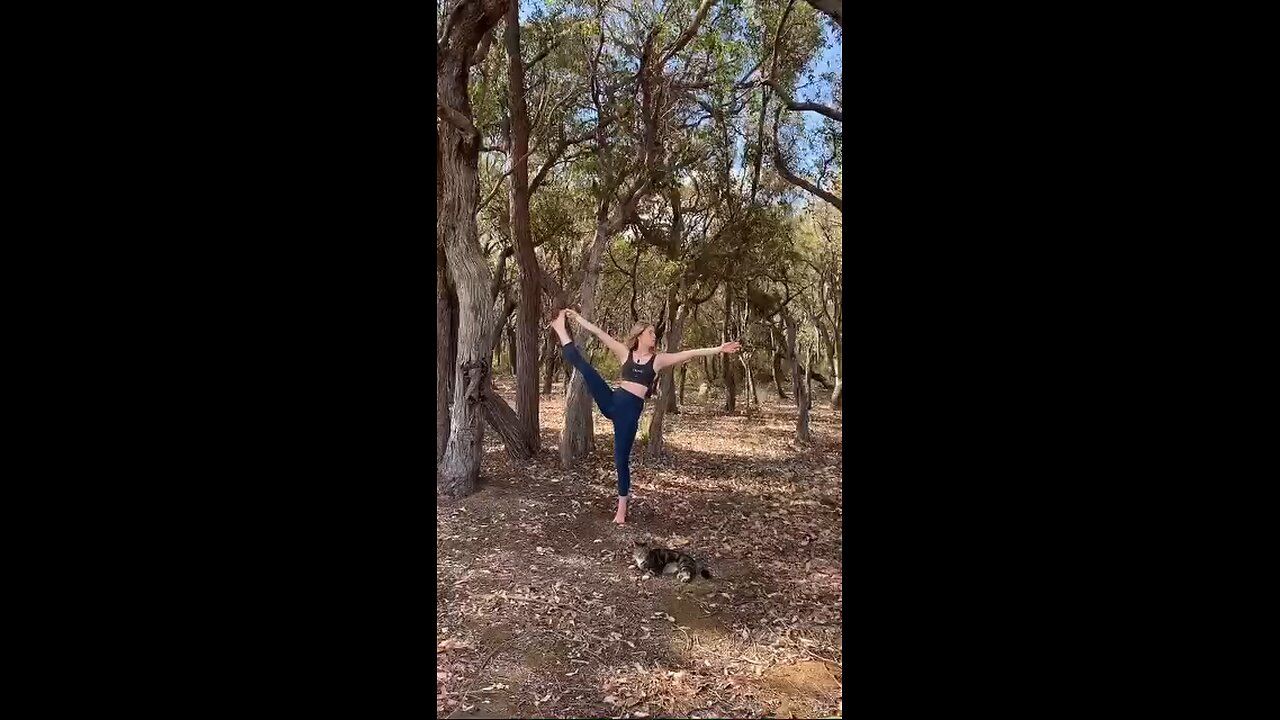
[438,379,842,718]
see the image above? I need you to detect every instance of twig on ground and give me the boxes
[800,646,842,668]
[676,625,693,652]
[698,647,769,665]
[461,636,520,697]
[502,594,565,609]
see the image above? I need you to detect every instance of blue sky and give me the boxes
[516,0,840,176]
[801,22,841,134]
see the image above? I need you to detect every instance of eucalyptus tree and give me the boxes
[437,0,513,498]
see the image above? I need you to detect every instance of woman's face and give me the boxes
[641,326,656,347]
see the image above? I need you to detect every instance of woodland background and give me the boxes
[438,1,843,716]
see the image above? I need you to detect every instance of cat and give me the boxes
[632,540,712,583]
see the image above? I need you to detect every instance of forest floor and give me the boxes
[437,378,843,719]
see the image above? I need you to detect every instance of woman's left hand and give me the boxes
[720,341,742,354]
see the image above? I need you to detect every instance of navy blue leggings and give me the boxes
[562,342,645,497]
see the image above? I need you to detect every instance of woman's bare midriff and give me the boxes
[618,380,648,399]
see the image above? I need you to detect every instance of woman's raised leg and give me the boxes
[552,310,614,418]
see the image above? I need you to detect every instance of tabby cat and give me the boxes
[632,540,712,583]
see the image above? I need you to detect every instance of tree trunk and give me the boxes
[437,250,452,464]
[438,120,496,498]
[480,386,529,458]
[740,292,757,406]
[805,339,814,403]
[772,352,831,389]
[505,1,541,455]
[448,279,460,399]
[723,284,736,414]
[701,356,710,388]
[437,118,451,464]
[770,325,787,400]
[646,295,687,458]
[505,323,517,373]
[740,353,757,407]
[830,337,842,411]
[437,0,510,500]
[813,317,833,375]
[679,365,687,404]
[784,313,801,406]
[542,332,556,395]
[560,199,611,468]
[797,336,812,442]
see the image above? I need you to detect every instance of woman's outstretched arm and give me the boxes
[566,309,629,362]
[654,341,741,371]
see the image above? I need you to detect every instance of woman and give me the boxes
[551,308,741,524]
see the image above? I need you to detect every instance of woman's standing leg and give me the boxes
[611,393,644,524]
[551,310,614,418]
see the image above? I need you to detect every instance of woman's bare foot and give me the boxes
[613,496,628,524]
[551,309,572,344]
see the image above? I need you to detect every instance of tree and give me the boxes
[762,0,842,212]
[558,7,659,468]
[437,0,514,499]
[495,2,598,456]
[559,0,725,467]
[802,0,842,29]
[503,1,542,456]
[437,246,452,462]
[438,0,843,481]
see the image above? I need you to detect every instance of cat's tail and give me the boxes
[700,568,712,579]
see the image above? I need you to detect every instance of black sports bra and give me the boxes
[621,350,657,387]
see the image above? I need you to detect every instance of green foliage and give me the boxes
[448,0,841,378]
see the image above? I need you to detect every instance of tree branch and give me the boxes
[529,132,592,194]
[438,0,464,47]
[538,266,569,308]
[772,108,842,213]
[478,175,506,214]
[606,176,654,235]
[629,214,675,251]
[657,0,720,67]
[763,78,843,122]
[437,97,479,140]
[802,0,843,29]
[689,281,718,305]
[477,142,542,214]
[490,246,515,302]
[526,39,560,70]
[473,28,496,66]
[734,58,763,88]
[489,291,518,350]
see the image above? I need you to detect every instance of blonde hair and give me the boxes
[623,322,655,351]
